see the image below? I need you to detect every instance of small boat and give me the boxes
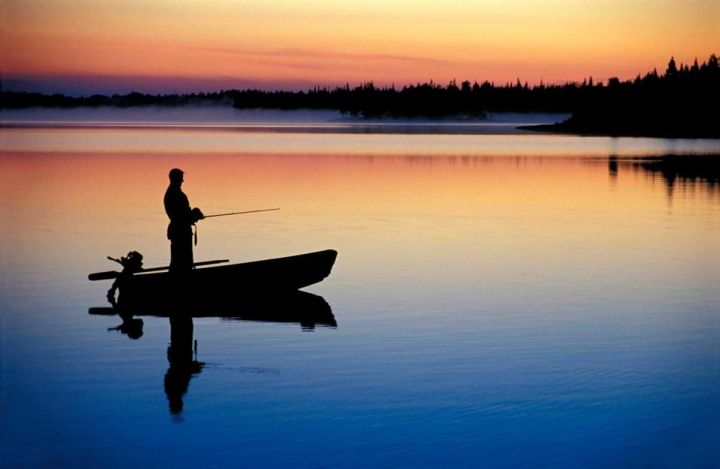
[90,249,338,309]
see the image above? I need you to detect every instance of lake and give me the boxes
[1,110,719,468]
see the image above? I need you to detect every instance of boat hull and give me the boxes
[116,249,337,309]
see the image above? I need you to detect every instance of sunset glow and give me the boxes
[2,0,718,94]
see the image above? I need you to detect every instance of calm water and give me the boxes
[1,116,719,467]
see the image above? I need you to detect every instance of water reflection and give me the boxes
[90,291,336,330]
[611,155,720,200]
[608,155,618,181]
[3,126,719,156]
[2,135,718,465]
[89,291,334,415]
[165,314,203,418]
[107,316,144,339]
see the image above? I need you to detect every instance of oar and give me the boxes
[88,259,229,281]
[203,208,279,218]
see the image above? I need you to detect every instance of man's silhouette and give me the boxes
[164,168,204,272]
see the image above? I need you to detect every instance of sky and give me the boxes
[1,0,718,95]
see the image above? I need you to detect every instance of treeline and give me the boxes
[231,55,720,122]
[533,54,720,137]
[230,80,586,117]
[232,55,719,126]
[0,91,235,109]
[1,81,582,116]
[2,54,718,136]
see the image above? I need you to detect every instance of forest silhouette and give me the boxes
[2,54,718,137]
[527,55,719,138]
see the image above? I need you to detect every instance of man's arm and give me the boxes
[164,190,194,223]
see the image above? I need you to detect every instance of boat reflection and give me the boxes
[89,291,335,416]
[89,290,337,330]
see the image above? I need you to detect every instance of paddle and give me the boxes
[88,259,229,281]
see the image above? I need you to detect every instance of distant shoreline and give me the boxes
[2,113,717,139]
[2,54,718,139]
[518,123,720,140]
[0,106,569,135]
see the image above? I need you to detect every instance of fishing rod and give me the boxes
[193,208,279,245]
[203,208,280,218]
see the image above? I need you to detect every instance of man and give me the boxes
[164,168,204,272]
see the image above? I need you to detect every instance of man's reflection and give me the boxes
[164,314,203,417]
[95,290,335,417]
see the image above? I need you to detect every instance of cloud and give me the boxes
[193,45,453,67]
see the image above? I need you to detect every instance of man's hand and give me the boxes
[192,207,205,222]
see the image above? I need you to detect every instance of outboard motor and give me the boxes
[107,251,144,306]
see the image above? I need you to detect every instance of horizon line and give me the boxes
[3,53,716,97]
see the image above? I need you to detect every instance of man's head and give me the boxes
[169,168,184,186]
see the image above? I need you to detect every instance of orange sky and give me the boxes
[2,0,718,94]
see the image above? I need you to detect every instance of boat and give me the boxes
[89,249,338,309]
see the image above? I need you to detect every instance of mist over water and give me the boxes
[0,106,345,126]
[1,122,718,467]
